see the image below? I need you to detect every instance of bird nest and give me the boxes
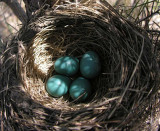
[0,1,159,130]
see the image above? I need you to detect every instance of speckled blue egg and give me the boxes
[54,56,79,76]
[69,77,91,102]
[46,75,71,97]
[80,51,101,79]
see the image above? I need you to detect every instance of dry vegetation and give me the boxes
[0,0,160,130]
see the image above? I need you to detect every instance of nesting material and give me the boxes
[0,0,159,130]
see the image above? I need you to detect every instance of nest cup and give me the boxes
[1,1,159,130]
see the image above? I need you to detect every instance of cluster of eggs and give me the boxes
[46,51,101,102]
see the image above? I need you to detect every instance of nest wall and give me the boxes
[0,1,159,130]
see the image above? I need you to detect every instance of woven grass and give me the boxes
[0,0,159,130]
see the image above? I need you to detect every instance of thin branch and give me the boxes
[23,0,53,19]
[136,8,160,24]
[1,0,27,24]
[146,29,160,33]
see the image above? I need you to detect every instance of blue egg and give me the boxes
[54,56,79,76]
[46,75,71,97]
[80,51,101,79]
[69,77,91,102]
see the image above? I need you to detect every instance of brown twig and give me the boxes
[23,0,53,19]
[1,0,27,24]
[136,8,160,24]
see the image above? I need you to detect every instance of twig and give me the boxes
[119,34,145,104]
[153,21,160,28]
[1,0,27,24]
[3,14,18,32]
[146,29,160,33]
[23,0,52,19]
[108,33,145,119]
[136,8,160,24]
